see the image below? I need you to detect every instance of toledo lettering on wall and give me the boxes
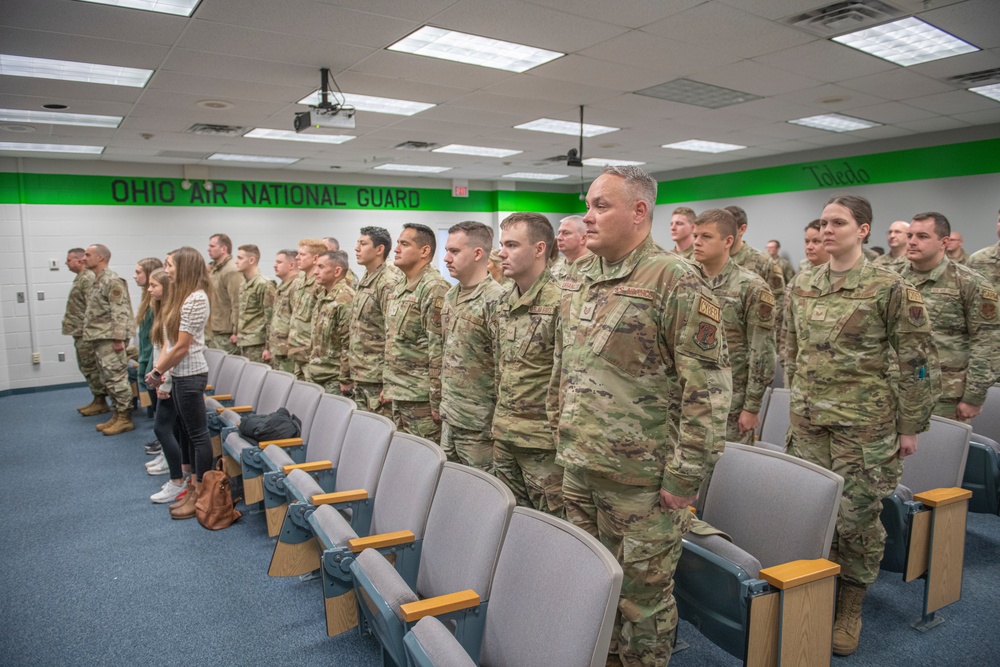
[802,161,872,188]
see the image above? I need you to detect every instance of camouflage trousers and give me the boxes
[74,336,104,396]
[354,382,392,418]
[932,400,969,422]
[563,468,691,667]
[440,421,493,472]
[493,439,563,516]
[292,358,309,381]
[788,412,901,587]
[392,400,441,443]
[89,339,132,412]
[207,331,237,354]
[239,343,265,364]
[269,354,295,373]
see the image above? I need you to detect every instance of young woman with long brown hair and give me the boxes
[133,257,163,454]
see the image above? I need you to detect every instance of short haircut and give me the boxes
[602,165,657,221]
[501,213,555,254]
[403,223,436,256]
[238,244,260,261]
[768,239,781,249]
[724,205,747,228]
[805,219,821,233]
[559,215,586,233]
[67,247,85,256]
[448,221,494,253]
[912,211,951,239]
[360,226,392,260]
[277,249,298,261]
[298,238,327,255]
[324,237,340,250]
[694,208,737,240]
[210,233,232,253]
[672,207,695,222]
[319,249,349,273]
[89,243,111,261]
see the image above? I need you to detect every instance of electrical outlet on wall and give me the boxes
[49,260,59,270]
[32,352,41,364]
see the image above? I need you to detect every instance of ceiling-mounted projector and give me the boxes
[294,105,356,133]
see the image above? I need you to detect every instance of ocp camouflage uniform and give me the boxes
[777,255,796,284]
[557,236,732,667]
[63,268,102,396]
[700,259,776,443]
[440,277,504,471]
[236,272,276,363]
[304,280,355,394]
[671,244,694,261]
[493,271,564,514]
[287,272,321,380]
[970,242,1000,291]
[949,248,969,265]
[783,256,939,588]
[348,263,400,417]
[267,276,297,373]
[872,252,908,273]
[82,269,135,413]
[900,257,998,418]
[208,255,241,353]
[383,264,449,441]
[550,250,593,283]
[732,242,786,339]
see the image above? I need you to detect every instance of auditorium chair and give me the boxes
[205,360,266,429]
[753,387,772,440]
[401,508,623,667]
[203,353,246,402]
[260,393,355,535]
[202,347,226,392]
[216,368,294,461]
[675,443,844,667]
[757,387,789,451]
[880,415,972,631]
[349,463,515,665]
[965,385,1000,514]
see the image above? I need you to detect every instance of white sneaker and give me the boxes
[151,479,186,503]
[147,458,170,476]
[145,452,165,469]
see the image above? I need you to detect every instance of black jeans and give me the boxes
[154,389,184,480]
[170,373,212,481]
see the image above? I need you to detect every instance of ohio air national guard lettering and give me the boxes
[348,262,399,416]
[304,279,354,394]
[236,271,275,362]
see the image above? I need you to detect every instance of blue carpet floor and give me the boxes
[1,387,998,666]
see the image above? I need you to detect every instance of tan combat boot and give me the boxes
[102,411,134,436]
[80,396,111,416]
[96,412,119,432]
[832,582,866,656]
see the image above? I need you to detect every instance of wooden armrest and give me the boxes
[227,405,253,413]
[211,393,232,401]
[914,487,973,508]
[400,590,480,623]
[312,489,368,505]
[283,460,332,474]
[261,437,304,448]
[205,384,213,392]
[348,530,414,553]
[759,559,840,590]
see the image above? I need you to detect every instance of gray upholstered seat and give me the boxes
[757,387,789,450]
[207,361,267,419]
[203,354,246,409]
[966,386,1000,514]
[203,347,226,390]
[753,386,771,439]
[405,617,476,667]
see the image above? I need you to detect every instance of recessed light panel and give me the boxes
[244,128,354,144]
[969,83,1000,103]
[0,142,104,154]
[501,172,569,180]
[635,78,761,109]
[373,163,452,173]
[514,118,619,137]
[208,153,300,164]
[76,0,202,17]
[388,26,563,73]
[581,158,646,167]
[0,54,153,87]
[433,144,522,158]
[662,140,746,153]
[0,108,122,128]
[297,92,434,116]
[832,17,979,67]
[789,113,880,132]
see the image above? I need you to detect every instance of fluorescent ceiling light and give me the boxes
[501,172,569,180]
[374,163,452,173]
[76,0,201,17]
[662,140,745,153]
[832,17,979,67]
[969,83,1000,103]
[514,118,619,137]
[244,128,354,144]
[789,113,880,132]
[0,54,153,87]
[582,158,646,167]
[0,108,122,128]
[297,91,434,116]
[432,144,522,158]
[0,142,104,154]
[635,78,760,109]
[388,26,563,73]
[208,153,300,164]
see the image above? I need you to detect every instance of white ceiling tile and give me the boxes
[0,94,133,117]
[896,116,974,132]
[838,70,956,99]
[530,56,671,93]
[919,0,1000,50]
[0,77,142,104]
[952,108,1000,125]
[347,50,514,91]
[313,0,461,22]
[907,49,1000,80]
[713,0,848,21]
[0,27,170,69]
[525,0,702,28]
[846,102,939,124]
[483,75,623,106]
[691,60,823,97]
[754,40,897,83]
[772,84,890,113]
[176,21,375,66]
[906,90,1000,114]
[147,71,309,103]
[580,30,741,77]
[160,50,322,89]
[728,98,834,122]
[2,0,187,45]
[587,93,701,120]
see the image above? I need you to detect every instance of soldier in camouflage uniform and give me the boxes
[383,224,449,441]
[324,237,360,287]
[233,244,276,363]
[82,244,136,435]
[694,210,776,443]
[901,212,997,420]
[348,227,399,417]
[766,239,796,284]
[550,215,593,282]
[969,210,1000,291]
[669,206,696,261]
[262,249,299,373]
[872,220,910,273]
[946,231,969,265]
[63,248,105,415]
[304,251,355,394]
[725,206,786,297]
[783,195,939,657]
[439,222,504,471]
[287,239,327,380]
[557,168,732,667]
[207,233,241,353]
[487,248,511,288]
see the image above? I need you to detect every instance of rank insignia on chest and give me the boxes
[580,302,596,321]
[810,306,827,321]
[908,305,927,327]
[697,297,721,323]
[694,321,718,350]
[506,325,516,341]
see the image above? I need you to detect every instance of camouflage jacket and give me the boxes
[83,269,135,342]
[348,263,400,384]
[550,251,593,283]
[731,242,786,296]
[493,270,562,450]
[970,243,1000,291]
[62,268,96,336]
[900,257,998,407]
[236,272,276,347]
[267,276,297,356]
[777,256,796,284]
[700,259,776,414]
[948,249,969,266]
[556,236,733,496]
[288,272,320,362]
[305,280,355,388]
[873,252,908,273]
[440,277,504,431]
[783,256,939,435]
[383,264,449,408]
[671,244,695,261]
[208,255,241,335]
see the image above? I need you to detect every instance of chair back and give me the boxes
[416,464,515,602]
[232,362,269,407]
[702,443,843,567]
[970,385,1000,443]
[213,355,247,396]
[900,416,971,494]
[256,370,296,415]
[759,387,790,448]
[369,434,445,539]
[479,509,623,667]
[334,411,394,494]
[303,394,355,464]
[754,387,772,439]
[204,348,226,388]
[283,381,324,439]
